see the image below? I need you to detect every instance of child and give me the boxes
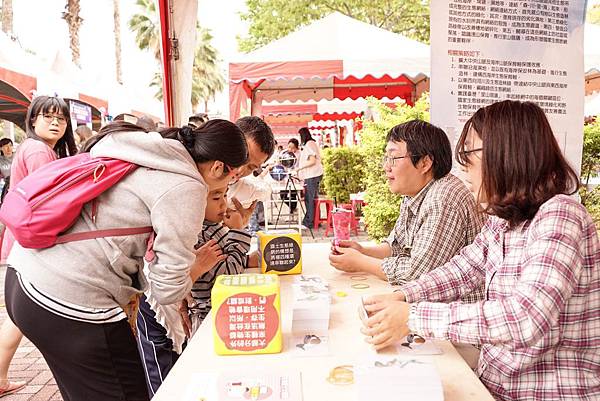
[188,186,258,334]
[138,186,257,397]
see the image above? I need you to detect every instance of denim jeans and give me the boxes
[302,175,322,227]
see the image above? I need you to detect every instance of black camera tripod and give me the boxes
[272,174,314,239]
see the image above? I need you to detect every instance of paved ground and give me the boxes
[0,225,367,400]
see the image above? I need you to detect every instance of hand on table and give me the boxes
[362,291,406,311]
[335,239,364,253]
[328,245,364,273]
[190,239,225,281]
[360,300,411,350]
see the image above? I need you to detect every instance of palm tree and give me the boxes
[129,0,161,61]
[1,0,12,35]
[113,0,122,84]
[62,0,83,66]
[130,1,224,111]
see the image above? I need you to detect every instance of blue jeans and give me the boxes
[302,175,322,227]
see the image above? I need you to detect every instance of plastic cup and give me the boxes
[332,208,352,246]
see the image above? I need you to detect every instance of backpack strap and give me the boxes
[55,226,154,244]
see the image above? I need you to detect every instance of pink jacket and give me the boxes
[1,139,56,262]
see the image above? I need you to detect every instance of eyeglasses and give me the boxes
[400,333,426,349]
[457,147,483,159]
[38,113,67,125]
[296,334,321,350]
[381,154,414,168]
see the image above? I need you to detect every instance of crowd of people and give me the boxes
[0,95,597,401]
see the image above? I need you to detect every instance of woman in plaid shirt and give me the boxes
[362,100,599,401]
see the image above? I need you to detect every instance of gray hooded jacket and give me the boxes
[8,131,207,309]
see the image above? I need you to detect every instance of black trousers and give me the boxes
[135,295,180,398]
[5,266,149,401]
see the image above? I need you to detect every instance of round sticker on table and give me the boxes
[264,236,301,272]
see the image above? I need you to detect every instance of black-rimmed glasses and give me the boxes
[381,154,414,168]
[457,147,483,159]
[38,113,67,125]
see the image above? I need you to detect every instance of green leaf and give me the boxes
[238,0,430,52]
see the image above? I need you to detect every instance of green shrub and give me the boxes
[359,94,430,241]
[581,118,600,228]
[321,146,366,204]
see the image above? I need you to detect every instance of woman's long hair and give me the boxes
[456,100,579,226]
[299,127,314,145]
[25,96,77,158]
[82,119,248,168]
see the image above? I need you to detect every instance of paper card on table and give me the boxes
[185,370,303,401]
[396,336,443,355]
[288,333,330,357]
[186,367,302,401]
[184,371,218,401]
[355,357,443,401]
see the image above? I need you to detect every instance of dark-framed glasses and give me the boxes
[381,154,413,168]
[39,113,67,125]
[457,147,483,159]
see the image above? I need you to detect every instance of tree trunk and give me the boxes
[113,0,122,84]
[63,0,82,67]
[1,0,13,34]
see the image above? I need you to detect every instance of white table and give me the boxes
[153,243,494,401]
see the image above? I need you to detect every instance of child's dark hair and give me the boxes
[25,96,77,158]
[0,138,13,155]
[83,119,248,169]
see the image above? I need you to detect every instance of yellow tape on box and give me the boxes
[212,274,282,355]
[257,230,302,275]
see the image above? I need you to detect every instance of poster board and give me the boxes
[431,1,587,174]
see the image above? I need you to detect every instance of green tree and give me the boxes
[149,28,225,110]
[587,4,600,25]
[129,0,161,60]
[321,146,366,204]
[359,94,430,241]
[580,118,600,227]
[130,1,224,109]
[238,0,430,52]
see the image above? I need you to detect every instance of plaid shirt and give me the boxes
[383,173,485,303]
[400,195,600,401]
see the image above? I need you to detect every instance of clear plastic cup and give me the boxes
[332,208,352,246]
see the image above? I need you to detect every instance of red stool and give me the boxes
[313,198,334,229]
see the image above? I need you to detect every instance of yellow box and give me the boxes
[212,274,282,355]
[257,230,302,275]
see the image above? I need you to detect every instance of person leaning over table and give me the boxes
[329,120,485,303]
[362,100,600,401]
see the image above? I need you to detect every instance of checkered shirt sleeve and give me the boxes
[401,195,600,400]
[382,199,473,286]
[381,175,485,303]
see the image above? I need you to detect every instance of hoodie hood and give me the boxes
[90,130,202,182]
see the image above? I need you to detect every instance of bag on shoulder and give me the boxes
[0,152,153,249]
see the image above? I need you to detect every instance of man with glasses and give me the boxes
[329,120,484,303]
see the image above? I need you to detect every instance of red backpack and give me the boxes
[0,152,153,249]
